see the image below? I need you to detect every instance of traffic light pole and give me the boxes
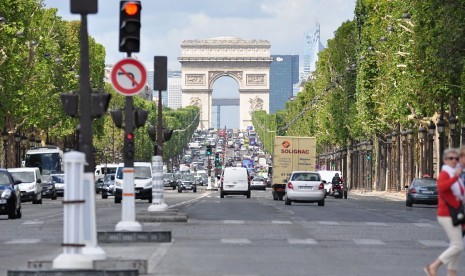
[116,56,142,231]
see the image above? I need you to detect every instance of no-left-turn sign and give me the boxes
[110,58,147,96]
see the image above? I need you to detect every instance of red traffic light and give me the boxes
[126,133,134,140]
[124,2,139,16]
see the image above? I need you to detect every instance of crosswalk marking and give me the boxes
[318,221,339,225]
[22,220,44,225]
[412,223,434,227]
[221,239,251,244]
[353,239,385,245]
[5,239,41,244]
[288,239,318,245]
[365,222,388,226]
[419,240,449,247]
[272,220,292,225]
[223,220,244,224]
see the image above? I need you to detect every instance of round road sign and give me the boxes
[111,58,147,96]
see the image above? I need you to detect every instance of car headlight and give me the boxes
[1,189,11,199]
[145,181,152,188]
[28,184,35,191]
[48,185,54,190]
[115,181,122,187]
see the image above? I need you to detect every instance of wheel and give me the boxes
[278,196,283,201]
[32,194,39,204]
[246,191,251,198]
[344,191,348,199]
[52,192,57,200]
[38,197,42,204]
[172,186,176,190]
[193,189,197,193]
[102,193,108,199]
[318,199,325,206]
[114,196,121,204]
[220,192,224,198]
[178,189,182,193]
[285,195,291,205]
[272,193,278,201]
[16,207,21,219]
[148,197,152,203]
[406,197,413,207]
[8,201,17,219]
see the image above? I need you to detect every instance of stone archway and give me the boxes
[179,37,271,130]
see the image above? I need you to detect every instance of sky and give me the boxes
[43,0,356,128]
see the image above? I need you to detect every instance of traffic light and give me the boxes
[215,153,219,162]
[206,145,212,156]
[119,1,141,53]
[163,129,173,142]
[124,132,135,160]
[110,109,124,129]
[134,109,148,128]
[91,93,111,119]
[60,93,79,118]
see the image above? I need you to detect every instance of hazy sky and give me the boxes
[43,0,356,128]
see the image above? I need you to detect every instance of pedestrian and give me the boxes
[424,148,463,276]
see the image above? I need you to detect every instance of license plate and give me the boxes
[0,199,6,204]
[299,186,312,189]
[135,190,140,194]
[227,185,234,188]
[421,190,433,194]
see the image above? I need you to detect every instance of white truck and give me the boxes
[271,136,317,201]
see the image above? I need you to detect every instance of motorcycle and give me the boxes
[331,180,344,199]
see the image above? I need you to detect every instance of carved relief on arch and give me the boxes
[208,71,243,88]
[249,96,264,115]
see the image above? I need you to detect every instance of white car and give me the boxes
[284,171,325,206]
[318,170,342,195]
[8,167,43,204]
[114,162,153,203]
[220,167,251,198]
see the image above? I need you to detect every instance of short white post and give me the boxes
[115,167,142,231]
[148,156,168,211]
[53,152,92,269]
[207,176,213,190]
[81,172,106,260]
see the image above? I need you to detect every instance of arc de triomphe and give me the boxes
[179,37,271,130]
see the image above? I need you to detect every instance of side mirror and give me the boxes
[322,180,327,184]
[14,179,22,185]
[283,179,288,183]
[37,179,41,184]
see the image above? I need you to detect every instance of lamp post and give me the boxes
[391,132,399,191]
[386,134,392,191]
[401,130,407,189]
[407,129,414,184]
[29,134,35,149]
[461,122,465,147]
[348,146,353,190]
[418,126,426,177]
[449,114,458,148]
[361,141,367,192]
[367,140,373,191]
[20,133,27,165]
[352,144,358,189]
[437,116,446,168]
[14,131,20,167]
[428,121,436,176]
[2,128,9,168]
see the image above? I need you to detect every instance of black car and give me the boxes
[41,175,57,200]
[0,169,22,219]
[101,174,115,199]
[177,174,197,193]
[405,177,437,207]
[163,173,177,190]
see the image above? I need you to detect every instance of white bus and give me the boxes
[25,146,64,175]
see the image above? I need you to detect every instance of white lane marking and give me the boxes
[22,220,44,225]
[168,192,214,209]
[224,220,244,224]
[419,240,449,247]
[412,223,434,227]
[288,239,318,245]
[5,239,41,244]
[365,222,388,226]
[353,239,385,245]
[318,221,339,225]
[147,243,172,274]
[221,239,251,244]
[272,220,292,225]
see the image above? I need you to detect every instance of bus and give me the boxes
[25,146,64,175]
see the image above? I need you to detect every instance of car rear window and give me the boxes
[291,173,320,182]
[413,178,436,187]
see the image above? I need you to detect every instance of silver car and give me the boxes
[284,171,325,206]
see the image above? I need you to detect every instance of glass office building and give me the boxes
[269,55,299,114]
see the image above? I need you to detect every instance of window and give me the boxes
[291,173,320,181]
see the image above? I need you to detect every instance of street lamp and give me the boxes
[449,114,458,147]
[29,134,35,148]
[20,133,27,164]
[401,131,407,189]
[437,116,446,167]
[461,122,465,147]
[428,121,436,176]
[2,128,9,168]
[407,129,414,184]
[418,126,427,176]
[366,141,373,191]
[391,131,399,191]
[14,131,20,167]
[386,134,392,191]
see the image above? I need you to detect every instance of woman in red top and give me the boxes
[425,148,463,276]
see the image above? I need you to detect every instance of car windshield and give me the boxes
[414,178,437,187]
[135,167,151,179]
[9,171,35,183]
[254,177,264,181]
[0,172,12,186]
[164,173,173,179]
[182,175,194,181]
[291,173,320,181]
[42,175,53,183]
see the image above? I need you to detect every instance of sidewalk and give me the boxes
[350,190,406,201]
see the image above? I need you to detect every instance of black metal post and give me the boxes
[124,96,134,168]
[157,89,163,157]
[77,14,94,172]
[461,124,465,147]
[386,134,392,191]
[408,130,414,184]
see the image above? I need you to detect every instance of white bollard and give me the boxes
[81,172,106,260]
[53,151,92,269]
[207,176,213,190]
[115,167,142,231]
[148,156,168,212]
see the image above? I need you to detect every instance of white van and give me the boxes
[8,167,43,204]
[94,164,118,182]
[220,167,251,198]
[114,162,153,203]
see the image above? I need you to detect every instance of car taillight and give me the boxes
[319,183,324,190]
[287,182,294,190]
[409,187,416,194]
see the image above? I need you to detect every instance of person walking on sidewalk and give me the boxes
[425,148,463,276]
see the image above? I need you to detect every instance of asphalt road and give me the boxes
[0,185,458,276]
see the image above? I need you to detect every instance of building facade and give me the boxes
[167,70,182,109]
[302,23,324,80]
[269,55,299,114]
